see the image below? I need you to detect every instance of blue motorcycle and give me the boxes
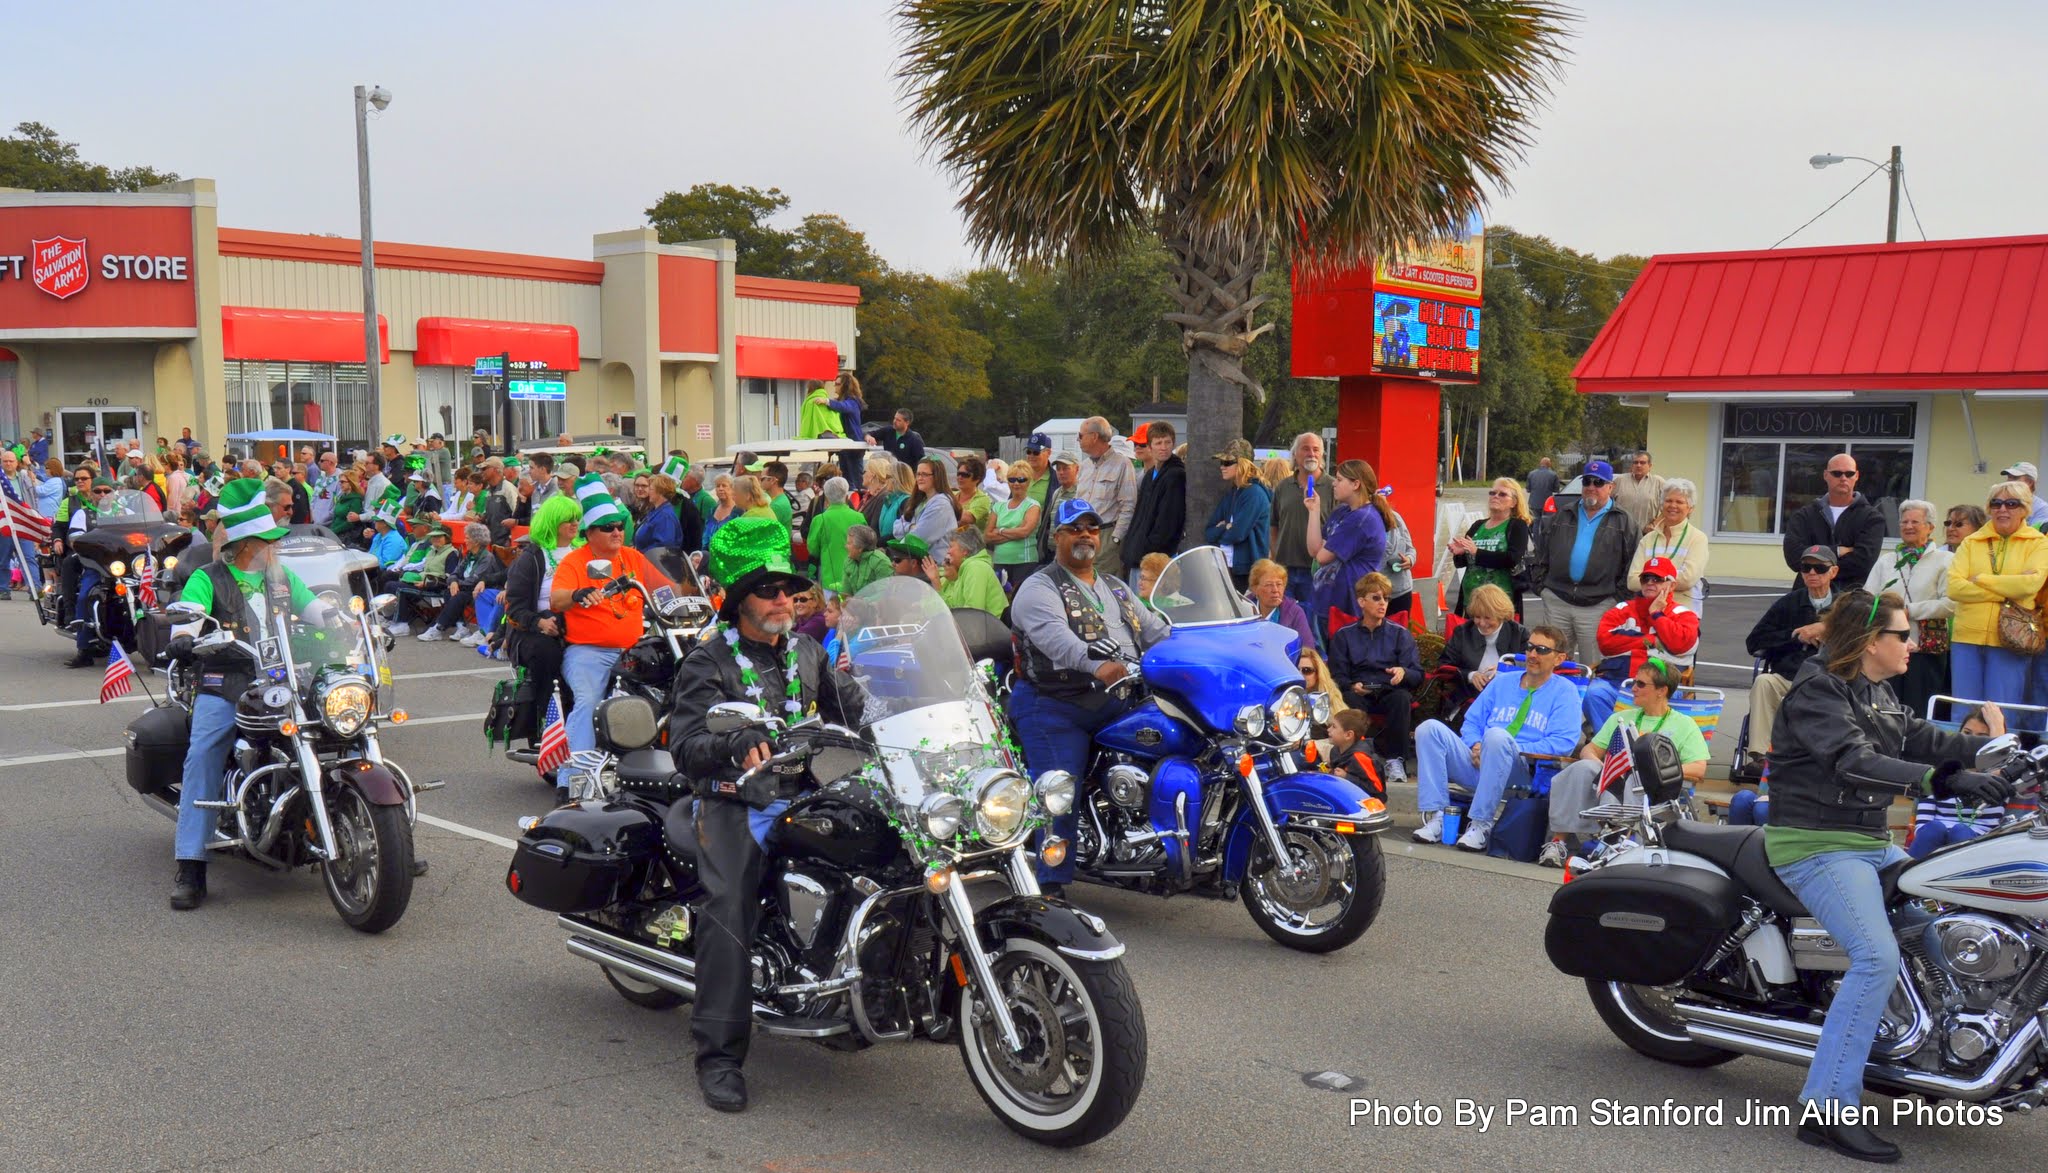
[1045,548,1390,952]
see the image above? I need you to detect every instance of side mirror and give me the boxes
[706,701,772,735]
[164,602,205,622]
[586,559,613,582]
[1977,733,2021,769]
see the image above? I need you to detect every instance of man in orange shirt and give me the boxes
[548,477,673,799]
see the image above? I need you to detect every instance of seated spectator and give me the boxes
[887,534,931,583]
[367,512,407,569]
[1322,709,1385,802]
[1948,480,2048,722]
[417,522,503,644]
[1411,624,1581,852]
[1328,573,1422,782]
[792,586,830,642]
[839,525,893,597]
[1248,557,1316,653]
[1538,658,1710,866]
[1135,551,1172,608]
[389,525,457,635]
[1909,705,2007,857]
[934,526,1007,617]
[1743,545,1840,776]
[1441,583,1527,718]
[1583,555,1699,728]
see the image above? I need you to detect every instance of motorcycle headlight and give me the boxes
[918,792,965,841]
[162,555,177,570]
[319,677,376,738]
[1269,685,1312,746]
[109,559,127,578]
[1034,769,1076,816]
[971,768,1032,847]
[1309,691,1332,724]
[1234,704,1267,737]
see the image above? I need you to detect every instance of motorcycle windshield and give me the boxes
[839,576,1007,804]
[246,553,391,707]
[93,489,166,525]
[1147,546,1258,626]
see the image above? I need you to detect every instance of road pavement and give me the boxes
[0,598,2034,1171]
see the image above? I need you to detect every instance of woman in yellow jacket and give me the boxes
[1946,480,2048,712]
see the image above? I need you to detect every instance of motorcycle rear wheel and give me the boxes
[321,784,415,934]
[1240,828,1384,953]
[958,937,1146,1147]
[603,965,687,1010]
[1586,980,1739,1067]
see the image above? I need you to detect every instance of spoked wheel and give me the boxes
[958,938,1145,1147]
[1585,980,1738,1067]
[321,784,415,933]
[602,965,686,1010]
[1239,826,1384,953]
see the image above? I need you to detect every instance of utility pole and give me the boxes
[354,85,391,444]
[1885,144,1902,244]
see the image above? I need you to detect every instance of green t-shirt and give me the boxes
[1464,518,1513,598]
[178,562,317,614]
[770,492,794,531]
[1591,706,1710,767]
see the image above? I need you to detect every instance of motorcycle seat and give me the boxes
[662,798,699,867]
[1660,822,1809,918]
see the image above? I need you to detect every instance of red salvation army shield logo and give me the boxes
[30,236,91,299]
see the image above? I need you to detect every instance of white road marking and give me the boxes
[0,710,488,769]
[0,668,508,712]
[418,812,519,850]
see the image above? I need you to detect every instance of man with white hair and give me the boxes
[1269,431,1325,607]
[1073,416,1136,574]
[805,476,865,592]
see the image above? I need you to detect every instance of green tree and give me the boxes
[645,183,797,273]
[0,122,178,192]
[898,0,1570,530]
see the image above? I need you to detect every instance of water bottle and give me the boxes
[1441,809,1463,845]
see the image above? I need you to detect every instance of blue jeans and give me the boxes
[560,644,622,785]
[1011,680,1128,884]
[1728,790,1770,825]
[1583,679,1621,731]
[1285,566,1313,608]
[1908,819,1987,859]
[1774,843,1909,1111]
[1414,721,1532,825]
[175,693,241,861]
[0,537,16,590]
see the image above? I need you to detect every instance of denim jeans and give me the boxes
[1414,721,1532,825]
[175,693,241,861]
[560,644,622,785]
[0,537,15,590]
[1907,819,1987,859]
[1952,641,2031,723]
[1728,790,1770,826]
[1774,843,1909,1111]
[1011,680,1128,884]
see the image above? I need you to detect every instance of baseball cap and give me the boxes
[1054,498,1103,529]
[1132,423,1151,445]
[1024,432,1052,454]
[1578,459,1614,486]
[1212,438,1256,464]
[1050,450,1081,469]
[2003,461,2039,480]
[1799,545,1839,568]
[1640,556,1678,580]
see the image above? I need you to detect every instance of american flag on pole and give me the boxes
[1597,723,1635,795]
[136,557,157,609]
[535,696,569,778]
[0,473,51,545]
[100,640,136,703]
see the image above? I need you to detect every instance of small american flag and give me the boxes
[100,640,136,703]
[0,473,51,546]
[535,696,569,778]
[1597,723,1635,795]
[136,557,157,609]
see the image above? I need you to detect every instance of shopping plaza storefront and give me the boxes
[0,180,857,460]
[1574,234,2048,581]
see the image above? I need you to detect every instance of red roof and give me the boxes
[1574,235,2048,393]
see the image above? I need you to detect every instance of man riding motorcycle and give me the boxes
[65,476,125,667]
[666,514,868,1114]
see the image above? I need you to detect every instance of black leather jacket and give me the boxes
[668,631,867,794]
[1766,660,1985,835]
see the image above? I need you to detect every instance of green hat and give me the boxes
[382,434,407,448]
[426,524,452,540]
[660,455,690,481]
[707,515,807,622]
[886,534,929,561]
[744,458,767,473]
[573,472,608,507]
[578,482,628,531]
[218,478,288,543]
[92,475,116,490]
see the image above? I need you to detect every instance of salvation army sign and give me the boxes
[30,236,90,299]
[0,204,199,333]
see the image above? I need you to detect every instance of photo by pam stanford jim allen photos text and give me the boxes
[1346,1096,2005,1131]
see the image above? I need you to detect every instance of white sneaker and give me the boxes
[451,623,473,639]
[1456,820,1493,853]
[387,622,412,636]
[1537,839,1568,868]
[1384,758,1408,784]
[458,631,485,646]
[1412,811,1443,844]
[417,627,446,642]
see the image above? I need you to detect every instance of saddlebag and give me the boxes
[506,800,661,913]
[124,705,191,796]
[1544,863,1742,986]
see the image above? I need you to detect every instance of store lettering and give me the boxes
[101,253,188,281]
[1724,403,1916,441]
[0,236,190,298]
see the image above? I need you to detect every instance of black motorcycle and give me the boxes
[508,577,1147,1145]
[45,488,189,653]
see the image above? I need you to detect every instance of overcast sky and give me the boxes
[6,0,2043,272]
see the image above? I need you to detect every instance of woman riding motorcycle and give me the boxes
[1766,588,2013,1162]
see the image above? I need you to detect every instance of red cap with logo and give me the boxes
[1641,556,1679,580]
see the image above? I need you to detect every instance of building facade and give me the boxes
[0,179,857,462]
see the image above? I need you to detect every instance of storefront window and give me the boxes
[0,359,17,439]
[226,360,370,452]
[740,377,802,443]
[1713,402,1918,537]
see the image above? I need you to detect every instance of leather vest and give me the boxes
[198,561,283,700]
[1014,566,1142,700]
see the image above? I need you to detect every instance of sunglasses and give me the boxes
[1878,626,1915,642]
[1639,575,1666,584]
[1525,644,1558,656]
[1007,477,1029,484]
[1059,523,1102,536]
[749,581,797,600]
[1827,469,1857,479]
[1946,518,1968,526]
[92,488,113,495]
[1487,489,1512,497]
[1799,564,1832,574]
[1991,499,2026,510]
[587,523,624,534]
[1218,458,1238,468]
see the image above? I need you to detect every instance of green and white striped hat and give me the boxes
[580,488,627,531]
[573,473,609,508]
[217,478,288,543]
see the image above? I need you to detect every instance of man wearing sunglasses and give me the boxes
[1743,544,1841,777]
[1583,555,1700,728]
[669,514,867,1113]
[1781,452,1884,588]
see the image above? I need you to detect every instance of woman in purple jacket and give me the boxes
[1305,458,1391,642]
[1249,558,1317,653]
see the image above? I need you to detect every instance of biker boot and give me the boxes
[169,861,207,911]
[1797,1118,1901,1164]
[65,649,95,668]
[696,1063,748,1113]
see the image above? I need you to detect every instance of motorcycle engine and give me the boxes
[1103,763,1151,811]
[1916,913,2039,1067]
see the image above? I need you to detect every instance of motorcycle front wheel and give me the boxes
[1585,980,1738,1067]
[1240,827,1384,953]
[958,937,1146,1147]
[321,784,415,933]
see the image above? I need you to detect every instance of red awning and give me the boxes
[1575,235,2048,394]
[735,336,840,380]
[415,317,581,370]
[221,307,389,364]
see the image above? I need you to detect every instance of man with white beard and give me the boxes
[1008,498,1169,897]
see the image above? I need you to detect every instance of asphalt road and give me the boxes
[0,598,2035,1171]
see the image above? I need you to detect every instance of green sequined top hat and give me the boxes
[217,478,289,543]
[707,514,809,623]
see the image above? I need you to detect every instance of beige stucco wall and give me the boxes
[664,362,716,464]
[732,297,857,367]
[219,259,602,357]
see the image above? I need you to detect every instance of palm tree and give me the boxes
[898,0,1569,535]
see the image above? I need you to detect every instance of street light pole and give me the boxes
[1808,146,1905,244]
[1885,144,1902,245]
[354,85,391,445]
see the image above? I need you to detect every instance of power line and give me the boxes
[1899,171,1928,241]
[1769,162,1887,249]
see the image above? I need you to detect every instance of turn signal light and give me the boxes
[389,709,409,724]
[1236,754,1256,778]
[1040,838,1069,869]
[1361,797,1387,815]
[924,865,954,894]
[1303,742,1319,764]
[276,720,298,736]
[114,582,129,597]
[1335,822,1357,835]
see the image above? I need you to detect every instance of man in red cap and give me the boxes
[1581,555,1700,727]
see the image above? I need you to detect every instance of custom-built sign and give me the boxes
[1723,402,1916,441]
[1374,211,1486,305]
[0,204,198,332]
[1372,292,1480,381]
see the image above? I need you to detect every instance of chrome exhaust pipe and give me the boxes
[566,938,697,999]
[562,926,790,1019]
[1680,1006,2044,1102]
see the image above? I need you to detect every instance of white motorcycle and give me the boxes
[1547,732,2048,1110]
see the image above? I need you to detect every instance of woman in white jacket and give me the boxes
[1627,478,1711,615]
[1865,498,1955,717]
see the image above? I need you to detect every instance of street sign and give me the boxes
[473,355,503,378]
[509,378,567,402]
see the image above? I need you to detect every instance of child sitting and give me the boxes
[1909,704,2009,858]
[1324,709,1385,801]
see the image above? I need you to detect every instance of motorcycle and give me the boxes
[1053,547,1390,953]
[1546,731,2048,1109]
[45,488,190,652]
[507,575,1147,1145]
[123,555,430,933]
